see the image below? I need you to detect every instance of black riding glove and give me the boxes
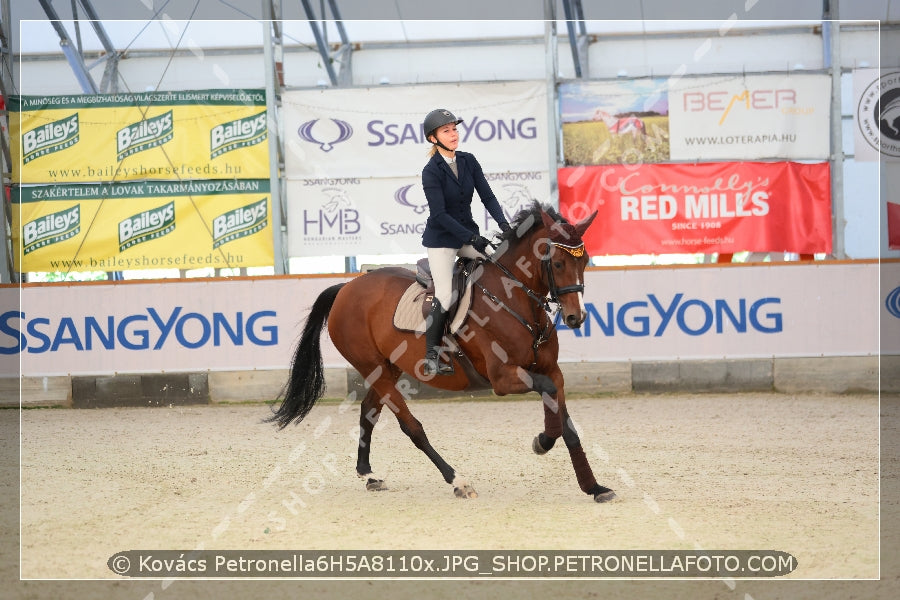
[499,221,511,233]
[468,234,491,254]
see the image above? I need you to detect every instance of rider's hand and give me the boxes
[468,234,491,254]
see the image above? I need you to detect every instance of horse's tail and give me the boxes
[267,282,346,429]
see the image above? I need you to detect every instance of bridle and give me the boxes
[470,238,586,368]
[542,241,586,302]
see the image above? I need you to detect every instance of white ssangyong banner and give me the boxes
[669,74,831,161]
[282,81,549,179]
[555,262,880,362]
[286,171,550,257]
[1,261,887,378]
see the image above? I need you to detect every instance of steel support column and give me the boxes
[561,0,588,78]
[263,0,287,274]
[824,0,845,258]
[299,0,352,86]
[544,0,561,206]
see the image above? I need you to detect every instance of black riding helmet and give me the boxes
[423,109,463,149]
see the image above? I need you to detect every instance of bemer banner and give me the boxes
[12,180,273,272]
[8,90,269,183]
[557,161,832,255]
[668,74,831,161]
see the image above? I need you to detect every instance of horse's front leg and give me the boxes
[522,367,617,503]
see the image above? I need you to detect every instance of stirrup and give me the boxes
[424,349,454,376]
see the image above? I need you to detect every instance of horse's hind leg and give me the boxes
[356,386,387,491]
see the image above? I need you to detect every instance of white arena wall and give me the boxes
[3,260,897,407]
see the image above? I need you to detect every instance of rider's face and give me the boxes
[432,123,459,151]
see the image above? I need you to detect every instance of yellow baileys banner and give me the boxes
[12,180,273,272]
[9,90,269,183]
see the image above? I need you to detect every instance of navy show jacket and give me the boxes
[420,150,509,249]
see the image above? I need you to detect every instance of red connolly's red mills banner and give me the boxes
[558,161,832,255]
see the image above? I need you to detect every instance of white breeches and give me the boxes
[426,244,489,308]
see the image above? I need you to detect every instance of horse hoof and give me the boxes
[365,478,387,491]
[454,485,478,499]
[532,435,549,455]
[593,488,616,503]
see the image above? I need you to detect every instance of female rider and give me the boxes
[420,108,511,376]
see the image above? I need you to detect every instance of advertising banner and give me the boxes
[557,161,832,255]
[8,90,269,183]
[555,262,879,363]
[889,163,900,250]
[3,262,880,377]
[884,262,900,355]
[282,81,548,179]
[286,171,549,257]
[853,69,900,162]
[5,277,346,376]
[12,180,273,272]
[668,74,831,161]
[559,79,670,165]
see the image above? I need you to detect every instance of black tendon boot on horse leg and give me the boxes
[423,299,454,376]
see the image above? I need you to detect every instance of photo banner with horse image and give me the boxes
[8,90,270,184]
[558,161,832,255]
[559,74,830,165]
[11,180,273,272]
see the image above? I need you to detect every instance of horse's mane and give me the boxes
[497,201,567,245]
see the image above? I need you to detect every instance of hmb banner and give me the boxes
[286,171,547,257]
[8,90,269,183]
[557,161,832,255]
[12,180,273,272]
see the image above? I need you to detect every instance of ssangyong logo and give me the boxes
[213,199,268,248]
[22,113,80,164]
[297,118,353,151]
[394,184,428,214]
[23,205,81,255]
[117,110,174,161]
[118,201,176,252]
[210,111,268,159]
[886,286,900,319]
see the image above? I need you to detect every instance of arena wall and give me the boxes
[3,260,897,407]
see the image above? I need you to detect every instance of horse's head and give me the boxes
[538,208,597,329]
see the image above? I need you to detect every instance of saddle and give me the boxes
[393,257,477,335]
[392,257,491,389]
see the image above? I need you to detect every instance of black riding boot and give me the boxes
[423,299,454,376]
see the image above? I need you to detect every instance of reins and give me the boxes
[469,238,585,369]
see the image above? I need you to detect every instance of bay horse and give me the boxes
[267,202,616,503]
